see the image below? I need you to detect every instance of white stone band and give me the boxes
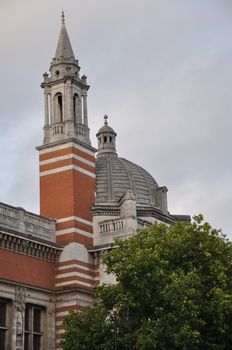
[56,216,93,226]
[39,142,95,156]
[55,227,92,238]
[40,153,95,168]
[40,164,95,178]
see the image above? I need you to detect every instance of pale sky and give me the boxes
[0,0,232,238]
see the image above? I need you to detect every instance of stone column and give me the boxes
[44,92,49,127]
[67,81,73,121]
[76,95,82,123]
[66,81,75,137]
[50,94,55,124]
[83,95,88,126]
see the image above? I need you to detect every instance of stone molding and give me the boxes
[0,229,62,262]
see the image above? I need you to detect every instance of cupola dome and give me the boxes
[95,117,162,208]
[96,115,117,156]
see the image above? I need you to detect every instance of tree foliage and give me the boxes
[61,215,232,349]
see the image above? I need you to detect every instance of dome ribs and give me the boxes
[95,155,158,206]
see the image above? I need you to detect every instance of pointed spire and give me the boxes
[54,11,75,60]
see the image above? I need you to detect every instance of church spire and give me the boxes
[54,11,75,61]
[41,13,91,146]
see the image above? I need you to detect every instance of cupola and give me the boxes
[96,115,117,157]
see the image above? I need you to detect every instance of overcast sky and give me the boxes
[0,0,232,238]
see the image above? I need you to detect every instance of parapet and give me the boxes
[0,202,56,242]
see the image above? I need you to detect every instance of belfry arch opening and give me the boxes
[55,93,63,123]
[48,94,51,125]
[73,93,82,123]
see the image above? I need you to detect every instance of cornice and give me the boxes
[0,227,62,262]
[36,137,97,153]
[91,205,120,217]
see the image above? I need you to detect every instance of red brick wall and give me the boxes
[40,169,75,218]
[0,248,55,289]
[39,146,95,221]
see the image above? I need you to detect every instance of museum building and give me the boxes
[0,13,190,350]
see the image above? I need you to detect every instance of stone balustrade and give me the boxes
[52,122,64,135]
[0,202,56,242]
[75,123,88,136]
[99,219,124,234]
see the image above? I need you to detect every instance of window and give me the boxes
[57,95,63,122]
[73,95,76,120]
[0,298,10,350]
[24,304,44,350]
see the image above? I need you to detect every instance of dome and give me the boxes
[96,124,116,136]
[96,115,117,137]
[95,154,158,206]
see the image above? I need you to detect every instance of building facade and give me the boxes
[0,13,190,350]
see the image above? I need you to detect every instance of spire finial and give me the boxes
[61,10,65,24]
[104,114,108,125]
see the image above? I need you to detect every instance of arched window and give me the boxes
[57,94,63,122]
[73,93,82,123]
[48,94,51,125]
[54,93,63,123]
[73,95,76,120]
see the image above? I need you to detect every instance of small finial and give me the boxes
[104,114,108,125]
[61,10,65,24]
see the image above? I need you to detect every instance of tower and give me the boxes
[42,11,90,146]
[0,11,192,350]
[38,12,96,246]
[37,13,97,348]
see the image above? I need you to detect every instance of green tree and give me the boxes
[61,215,232,349]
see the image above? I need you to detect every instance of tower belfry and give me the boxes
[37,12,96,239]
[37,18,97,336]
[42,11,90,145]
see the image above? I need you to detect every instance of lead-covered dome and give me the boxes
[96,155,158,205]
[95,116,158,206]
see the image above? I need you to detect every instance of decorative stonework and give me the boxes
[99,219,124,234]
[15,286,26,312]
[40,12,91,146]
[0,229,62,262]
[14,287,26,350]
[137,207,176,224]
[91,206,120,217]
[0,202,56,242]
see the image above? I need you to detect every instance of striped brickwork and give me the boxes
[39,141,95,247]
[39,141,98,348]
[54,288,94,348]
[55,259,99,290]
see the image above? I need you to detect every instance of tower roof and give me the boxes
[54,11,75,60]
[96,115,117,137]
[96,115,117,156]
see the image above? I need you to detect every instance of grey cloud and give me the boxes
[0,0,232,238]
